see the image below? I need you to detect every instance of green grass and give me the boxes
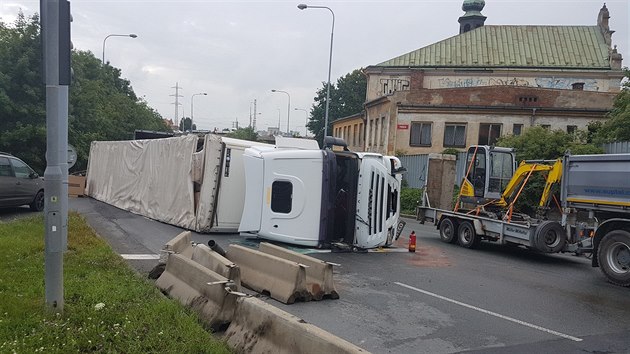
[0,213,232,353]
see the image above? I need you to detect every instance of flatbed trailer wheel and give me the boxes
[439,218,458,244]
[533,221,566,253]
[598,230,630,287]
[458,221,480,249]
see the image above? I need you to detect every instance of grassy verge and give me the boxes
[0,213,231,353]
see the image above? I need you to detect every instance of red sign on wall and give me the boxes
[397,124,409,130]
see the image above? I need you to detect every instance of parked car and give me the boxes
[0,152,44,211]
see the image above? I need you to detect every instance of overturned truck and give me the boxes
[86,134,405,249]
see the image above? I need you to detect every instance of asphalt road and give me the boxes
[67,197,630,354]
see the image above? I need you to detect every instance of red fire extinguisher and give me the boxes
[408,231,416,252]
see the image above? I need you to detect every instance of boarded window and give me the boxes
[271,181,292,214]
[443,124,466,147]
[478,124,501,145]
[512,124,523,136]
[410,122,432,147]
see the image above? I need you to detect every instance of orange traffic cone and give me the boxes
[408,231,416,252]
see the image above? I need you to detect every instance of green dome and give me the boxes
[462,0,485,12]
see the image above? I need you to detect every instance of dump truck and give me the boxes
[239,136,406,250]
[86,134,405,250]
[417,145,630,286]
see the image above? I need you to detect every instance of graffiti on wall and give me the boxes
[380,78,410,95]
[534,78,598,91]
[436,77,600,91]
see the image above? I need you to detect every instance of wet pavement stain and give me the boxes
[407,244,453,267]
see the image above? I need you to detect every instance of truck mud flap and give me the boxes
[259,242,339,300]
[226,244,312,304]
[155,253,243,331]
[225,297,367,354]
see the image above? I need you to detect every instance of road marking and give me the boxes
[120,254,160,260]
[394,282,582,342]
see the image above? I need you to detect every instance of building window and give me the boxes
[572,83,585,90]
[540,124,551,130]
[567,125,577,134]
[443,123,466,147]
[271,181,292,214]
[410,122,432,147]
[518,96,538,103]
[478,123,501,145]
[512,124,523,136]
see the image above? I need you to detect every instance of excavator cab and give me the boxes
[460,146,516,205]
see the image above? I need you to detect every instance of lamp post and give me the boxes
[102,33,137,64]
[294,108,309,137]
[297,4,334,138]
[271,89,291,134]
[190,92,207,132]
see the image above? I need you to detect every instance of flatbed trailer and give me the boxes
[417,150,630,286]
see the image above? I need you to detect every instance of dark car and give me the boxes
[0,152,44,211]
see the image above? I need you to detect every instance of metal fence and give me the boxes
[399,152,467,189]
[603,141,630,154]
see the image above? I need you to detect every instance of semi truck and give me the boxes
[239,136,406,250]
[86,134,405,250]
[417,145,630,286]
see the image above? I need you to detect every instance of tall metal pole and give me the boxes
[190,92,207,132]
[295,108,309,137]
[102,33,137,64]
[170,83,182,129]
[297,4,335,138]
[271,89,290,134]
[41,0,71,312]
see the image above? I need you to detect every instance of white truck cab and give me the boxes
[239,137,405,249]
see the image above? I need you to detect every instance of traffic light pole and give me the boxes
[41,0,71,312]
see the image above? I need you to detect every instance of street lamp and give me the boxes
[271,89,291,134]
[294,108,309,137]
[191,92,207,131]
[297,4,334,138]
[102,33,138,64]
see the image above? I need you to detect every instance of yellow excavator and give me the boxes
[456,145,563,218]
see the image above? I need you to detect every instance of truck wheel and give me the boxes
[458,221,479,249]
[597,230,630,287]
[533,221,566,253]
[439,218,458,244]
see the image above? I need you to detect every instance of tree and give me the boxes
[178,117,196,131]
[0,13,169,173]
[307,68,367,145]
[591,68,630,144]
[496,126,602,162]
[226,127,258,142]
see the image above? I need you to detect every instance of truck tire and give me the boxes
[458,221,479,249]
[439,218,458,244]
[532,221,566,253]
[597,230,630,287]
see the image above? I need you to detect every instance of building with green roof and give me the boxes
[331,2,624,155]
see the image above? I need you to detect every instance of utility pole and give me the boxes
[170,82,183,128]
[41,0,72,313]
[252,99,258,131]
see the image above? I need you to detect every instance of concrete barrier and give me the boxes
[259,242,339,300]
[155,253,240,331]
[225,297,367,354]
[226,244,311,304]
[159,231,194,263]
[191,244,242,291]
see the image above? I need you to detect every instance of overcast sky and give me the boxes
[1,0,628,134]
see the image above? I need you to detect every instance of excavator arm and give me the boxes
[494,159,563,208]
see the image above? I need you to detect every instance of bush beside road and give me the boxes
[0,213,231,353]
